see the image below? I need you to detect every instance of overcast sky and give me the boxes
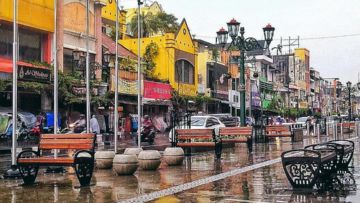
[121,0,360,84]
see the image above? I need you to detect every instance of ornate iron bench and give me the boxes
[17,133,96,186]
[281,145,337,189]
[282,140,354,189]
[265,125,293,142]
[219,127,252,150]
[327,140,354,169]
[175,129,221,159]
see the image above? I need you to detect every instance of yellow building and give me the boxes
[121,19,198,96]
[101,0,126,36]
[295,48,310,108]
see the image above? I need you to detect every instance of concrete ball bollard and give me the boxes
[124,148,143,157]
[112,154,138,175]
[95,151,115,169]
[163,147,184,166]
[138,150,161,170]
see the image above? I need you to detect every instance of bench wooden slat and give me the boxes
[40,143,93,150]
[18,157,74,164]
[41,134,95,139]
[40,139,93,144]
[221,138,248,143]
[219,131,252,135]
[177,142,216,147]
[178,135,213,140]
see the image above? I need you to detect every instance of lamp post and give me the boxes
[346,81,352,121]
[216,19,275,126]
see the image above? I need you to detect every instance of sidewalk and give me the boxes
[0,132,357,202]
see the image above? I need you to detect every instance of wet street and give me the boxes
[0,133,359,203]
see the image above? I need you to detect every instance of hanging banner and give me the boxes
[144,80,171,100]
[111,75,138,95]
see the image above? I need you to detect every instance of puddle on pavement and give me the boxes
[0,135,359,202]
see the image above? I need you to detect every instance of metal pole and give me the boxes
[306,122,310,136]
[340,122,343,139]
[137,0,142,147]
[53,0,58,159]
[11,0,18,166]
[239,41,245,127]
[316,124,320,143]
[114,0,119,153]
[348,88,352,121]
[85,0,90,132]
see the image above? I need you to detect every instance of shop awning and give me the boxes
[0,57,48,73]
[142,98,172,106]
[0,57,50,83]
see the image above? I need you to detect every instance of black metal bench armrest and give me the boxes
[74,150,94,160]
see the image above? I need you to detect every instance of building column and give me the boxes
[56,0,64,72]
[94,3,103,80]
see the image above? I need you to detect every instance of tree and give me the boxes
[128,12,179,37]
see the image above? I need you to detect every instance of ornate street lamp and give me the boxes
[73,49,82,63]
[347,81,352,120]
[216,19,275,131]
[263,24,275,48]
[103,51,111,65]
[216,27,228,46]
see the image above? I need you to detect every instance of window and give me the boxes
[175,59,194,84]
[0,25,41,61]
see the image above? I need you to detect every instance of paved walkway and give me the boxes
[0,133,358,203]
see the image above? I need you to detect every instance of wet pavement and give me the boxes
[0,132,359,202]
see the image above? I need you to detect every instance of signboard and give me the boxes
[18,66,50,83]
[72,86,98,96]
[111,76,138,95]
[251,92,261,107]
[144,80,171,100]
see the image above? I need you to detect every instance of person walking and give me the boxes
[90,115,100,134]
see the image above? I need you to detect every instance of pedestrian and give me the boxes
[90,115,100,134]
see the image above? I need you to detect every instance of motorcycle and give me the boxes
[136,124,156,145]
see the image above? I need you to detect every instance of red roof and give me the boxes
[102,33,138,59]
[0,57,48,73]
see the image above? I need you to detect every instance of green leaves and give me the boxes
[129,11,179,37]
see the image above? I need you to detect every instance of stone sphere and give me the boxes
[124,148,143,157]
[113,154,138,175]
[95,151,115,169]
[138,150,161,170]
[163,147,184,166]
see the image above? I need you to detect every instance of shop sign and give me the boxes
[72,86,98,96]
[251,92,261,107]
[111,76,138,95]
[144,80,171,100]
[18,66,50,83]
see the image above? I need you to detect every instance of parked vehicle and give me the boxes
[0,112,38,141]
[169,116,225,142]
[296,116,311,128]
[209,114,238,127]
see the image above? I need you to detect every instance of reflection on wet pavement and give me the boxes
[0,134,358,202]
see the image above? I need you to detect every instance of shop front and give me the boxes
[143,80,172,132]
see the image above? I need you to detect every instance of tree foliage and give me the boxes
[129,12,179,37]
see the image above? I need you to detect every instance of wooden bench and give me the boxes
[219,127,252,150]
[337,122,355,134]
[17,133,96,186]
[175,129,221,159]
[265,125,293,142]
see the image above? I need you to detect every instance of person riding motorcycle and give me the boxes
[140,115,155,144]
[73,114,86,133]
[142,115,154,134]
